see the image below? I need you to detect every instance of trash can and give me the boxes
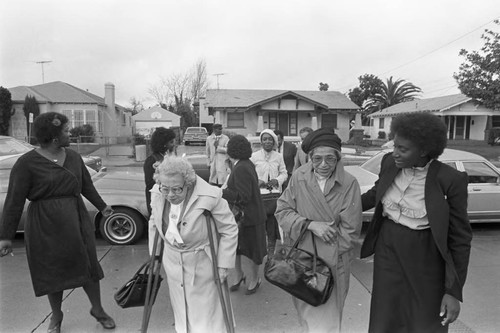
[135,145,147,162]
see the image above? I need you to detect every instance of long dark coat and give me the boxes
[222,159,267,265]
[0,149,107,296]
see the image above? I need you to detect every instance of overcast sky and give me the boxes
[1,0,499,108]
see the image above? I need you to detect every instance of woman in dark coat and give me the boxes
[222,135,267,295]
[361,113,473,332]
[143,127,176,215]
[0,112,116,332]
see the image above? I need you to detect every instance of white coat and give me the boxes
[149,176,238,333]
[206,133,230,185]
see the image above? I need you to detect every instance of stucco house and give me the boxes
[367,93,500,141]
[199,89,360,142]
[132,105,181,137]
[8,81,133,143]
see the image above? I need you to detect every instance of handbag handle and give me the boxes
[284,220,319,275]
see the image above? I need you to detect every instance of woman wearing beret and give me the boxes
[361,113,472,332]
[250,129,288,258]
[276,128,362,332]
[222,135,267,295]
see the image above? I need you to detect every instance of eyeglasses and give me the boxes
[311,155,338,164]
[160,184,185,195]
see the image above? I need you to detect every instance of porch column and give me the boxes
[215,110,221,124]
[257,112,264,134]
[354,113,362,128]
[311,113,318,130]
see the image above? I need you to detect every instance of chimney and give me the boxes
[104,82,117,141]
[105,82,115,112]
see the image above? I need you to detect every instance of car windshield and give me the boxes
[359,151,385,175]
[186,128,206,133]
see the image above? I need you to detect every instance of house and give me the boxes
[199,89,360,141]
[8,81,133,143]
[367,94,500,141]
[132,105,181,137]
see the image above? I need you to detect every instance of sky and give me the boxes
[1,0,499,108]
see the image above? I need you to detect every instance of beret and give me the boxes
[227,135,252,159]
[301,128,341,154]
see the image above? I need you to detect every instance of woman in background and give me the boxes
[222,135,267,295]
[143,127,176,214]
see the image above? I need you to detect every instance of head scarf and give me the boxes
[259,129,279,150]
[301,128,341,154]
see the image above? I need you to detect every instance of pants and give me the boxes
[369,218,447,333]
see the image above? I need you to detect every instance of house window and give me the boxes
[379,118,385,129]
[269,113,277,130]
[227,112,244,128]
[321,114,337,129]
[61,109,103,133]
[74,110,84,127]
[492,116,500,127]
[370,118,374,126]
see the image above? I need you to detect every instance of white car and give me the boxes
[345,149,500,223]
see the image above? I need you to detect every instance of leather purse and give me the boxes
[264,224,334,307]
[114,260,163,308]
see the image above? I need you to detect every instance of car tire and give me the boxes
[99,207,145,245]
[185,141,190,146]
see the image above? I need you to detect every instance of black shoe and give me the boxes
[229,276,246,292]
[47,314,63,333]
[245,278,262,295]
[90,310,116,329]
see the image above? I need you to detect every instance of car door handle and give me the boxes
[472,188,482,191]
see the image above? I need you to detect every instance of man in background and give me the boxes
[274,130,297,190]
[206,123,229,186]
[293,127,313,172]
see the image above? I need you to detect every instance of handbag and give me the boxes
[264,224,334,307]
[114,259,163,309]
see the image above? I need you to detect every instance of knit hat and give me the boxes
[227,135,252,160]
[301,128,341,154]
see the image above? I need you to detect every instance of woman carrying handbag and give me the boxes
[275,128,363,333]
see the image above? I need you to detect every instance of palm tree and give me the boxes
[365,76,422,113]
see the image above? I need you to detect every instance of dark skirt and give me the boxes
[369,218,447,333]
[237,223,267,265]
[263,195,281,243]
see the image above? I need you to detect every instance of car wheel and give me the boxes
[99,207,145,245]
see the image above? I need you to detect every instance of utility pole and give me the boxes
[213,73,226,89]
[35,60,52,83]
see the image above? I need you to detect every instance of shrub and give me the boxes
[378,131,386,139]
[70,124,95,143]
[132,133,147,145]
[487,127,500,145]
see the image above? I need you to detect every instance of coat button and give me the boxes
[182,222,187,226]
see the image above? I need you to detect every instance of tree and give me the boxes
[127,97,145,115]
[348,74,384,108]
[23,95,40,142]
[364,76,422,111]
[319,82,329,91]
[453,20,500,110]
[0,87,13,136]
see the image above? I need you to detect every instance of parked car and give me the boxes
[0,135,104,172]
[0,155,148,245]
[345,149,500,223]
[183,127,208,146]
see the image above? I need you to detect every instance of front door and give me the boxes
[278,113,289,135]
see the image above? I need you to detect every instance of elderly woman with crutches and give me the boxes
[147,156,238,333]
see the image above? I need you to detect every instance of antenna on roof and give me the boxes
[213,73,227,90]
[35,60,52,83]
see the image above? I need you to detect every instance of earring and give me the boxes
[53,138,59,144]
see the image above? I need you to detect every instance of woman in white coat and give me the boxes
[148,156,238,333]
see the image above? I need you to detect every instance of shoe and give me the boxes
[229,275,246,292]
[90,310,116,329]
[245,278,262,295]
[47,314,63,333]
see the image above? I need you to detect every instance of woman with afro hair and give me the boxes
[143,127,176,214]
[222,135,267,295]
[361,113,472,332]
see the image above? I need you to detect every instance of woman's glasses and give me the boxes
[311,155,338,165]
[160,184,184,195]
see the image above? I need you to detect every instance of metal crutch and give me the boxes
[204,210,235,333]
[141,228,164,333]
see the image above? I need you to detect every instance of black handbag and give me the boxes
[114,260,163,308]
[264,225,335,307]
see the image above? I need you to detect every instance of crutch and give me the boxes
[204,210,236,333]
[141,228,164,333]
